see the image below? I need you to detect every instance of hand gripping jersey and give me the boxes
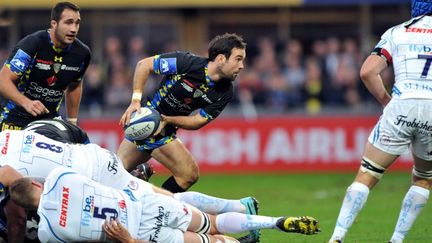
[0,130,151,203]
[373,16,432,100]
[37,167,142,242]
[1,30,91,127]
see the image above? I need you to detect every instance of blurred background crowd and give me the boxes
[0,1,410,119]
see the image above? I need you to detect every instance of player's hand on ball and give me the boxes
[120,101,142,126]
[153,114,168,137]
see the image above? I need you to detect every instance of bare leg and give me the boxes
[152,138,199,191]
[117,139,151,171]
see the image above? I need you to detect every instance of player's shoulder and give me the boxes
[44,167,78,190]
[19,30,47,46]
[70,37,91,56]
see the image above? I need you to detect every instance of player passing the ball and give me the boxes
[118,33,246,194]
[329,1,432,242]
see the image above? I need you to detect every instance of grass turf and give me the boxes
[151,172,431,243]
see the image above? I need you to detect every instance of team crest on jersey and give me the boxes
[193,89,204,98]
[53,63,61,74]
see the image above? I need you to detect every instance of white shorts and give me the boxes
[137,193,193,243]
[368,98,432,160]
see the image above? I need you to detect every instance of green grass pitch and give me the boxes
[151,172,432,242]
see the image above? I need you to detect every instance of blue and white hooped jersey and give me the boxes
[374,16,432,99]
[38,167,142,242]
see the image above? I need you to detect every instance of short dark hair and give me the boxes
[51,2,80,22]
[208,33,246,61]
[9,177,37,209]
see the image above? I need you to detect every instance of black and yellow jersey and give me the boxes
[149,51,233,128]
[1,30,91,127]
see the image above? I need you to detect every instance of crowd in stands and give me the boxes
[0,35,395,118]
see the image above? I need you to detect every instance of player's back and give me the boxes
[0,129,153,195]
[386,16,432,99]
[0,130,89,178]
[37,167,142,242]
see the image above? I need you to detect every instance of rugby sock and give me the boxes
[215,212,277,233]
[390,185,429,243]
[161,176,186,193]
[330,182,369,242]
[173,192,244,214]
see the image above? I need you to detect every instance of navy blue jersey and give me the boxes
[1,30,91,127]
[149,51,233,131]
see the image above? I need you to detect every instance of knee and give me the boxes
[412,176,432,189]
[177,164,200,186]
[185,168,200,186]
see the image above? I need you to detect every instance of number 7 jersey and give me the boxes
[374,15,432,100]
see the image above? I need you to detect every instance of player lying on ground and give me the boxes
[0,129,299,241]
[9,167,321,243]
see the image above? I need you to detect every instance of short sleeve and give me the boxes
[5,33,41,76]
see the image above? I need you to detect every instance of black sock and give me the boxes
[162,176,186,193]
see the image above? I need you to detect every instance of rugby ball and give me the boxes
[124,107,161,141]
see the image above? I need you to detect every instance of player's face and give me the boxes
[219,48,246,81]
[51,9,81,47]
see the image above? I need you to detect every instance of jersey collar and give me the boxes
[47,30,72,53]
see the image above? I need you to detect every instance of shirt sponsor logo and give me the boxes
[61,64,80,71]
[202,94,212,104]
[181,82,193,92]
[36,59,54,65]
[122,189,137,202]
[46,76,58,86]
[35,63,51,70]
[148,206,169,243]
[22,134,35,153]
[395,115,432,136]
[107,159,118,174]
[118,200,128,225]
[166,93,193,111]
[27,82,63,102]
[81,195,95,226]
[406,27,432,34]
[1,133,10,155]
[408,44,432,54]
[59,187,70,227]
